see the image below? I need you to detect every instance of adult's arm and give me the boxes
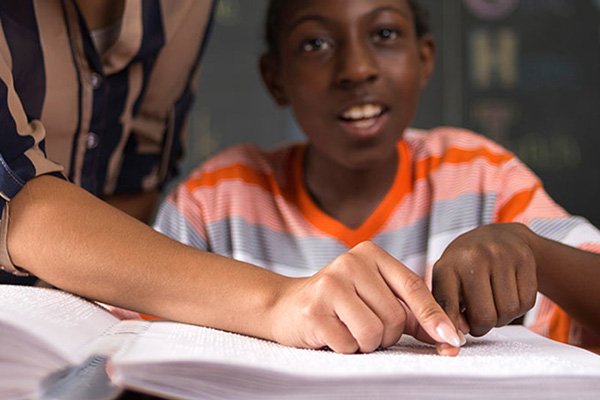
[7,175,282,336]
[7,175,462,353]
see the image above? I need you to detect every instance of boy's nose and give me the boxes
[334,42,379,89]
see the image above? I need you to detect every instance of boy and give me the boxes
[155,0,600,347]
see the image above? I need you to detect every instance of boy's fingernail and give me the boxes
[436,323,461,347]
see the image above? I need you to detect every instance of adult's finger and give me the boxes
[402,304,465,356]
[352,268,407,348]
[354,242,462,348]
[436,343,461,356]
[315,315,360,354]
[333,290,386,353]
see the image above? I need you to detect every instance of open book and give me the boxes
[1,285,599,400]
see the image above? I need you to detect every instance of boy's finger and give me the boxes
[431,265,462,330]
[365,245,462,348]
[516,261,538,314]
[458,313,470,334]
[491,271,520,326]
[462,272,497,337]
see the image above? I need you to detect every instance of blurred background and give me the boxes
[184,0,600,228]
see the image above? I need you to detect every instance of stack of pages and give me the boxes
[1,285,599,400]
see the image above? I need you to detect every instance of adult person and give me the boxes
[0,0,462,354]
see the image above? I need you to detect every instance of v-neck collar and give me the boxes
[292,140,413,247]
[72,0,144,75]
[100,0,142,74]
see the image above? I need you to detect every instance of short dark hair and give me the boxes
[264,0,431,56]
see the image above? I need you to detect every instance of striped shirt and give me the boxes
[0,0,214,274]
[155,127,600,346]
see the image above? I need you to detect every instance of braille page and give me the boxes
[0,285,119,366]
[110,323,600,400]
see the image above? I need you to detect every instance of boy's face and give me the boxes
[262,0,434,170]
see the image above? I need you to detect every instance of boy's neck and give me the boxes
[303,147,399,229]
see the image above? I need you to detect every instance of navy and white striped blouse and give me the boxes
[0,0,215,275]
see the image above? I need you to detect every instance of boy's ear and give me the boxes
[418,34,436,89]
[260,54,289,106]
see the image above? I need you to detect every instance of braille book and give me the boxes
[1,285,599,400]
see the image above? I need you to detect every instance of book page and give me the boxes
[112,323,600,379]
[110,323,600,399]
[0,285,119,365]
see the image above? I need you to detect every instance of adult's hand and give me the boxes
[268,241,463,354]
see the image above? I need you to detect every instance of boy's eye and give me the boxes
[373,28,399,42]
[301,38,331,52]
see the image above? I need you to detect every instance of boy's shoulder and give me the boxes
[183,142,301,185]
[404,126,513,160]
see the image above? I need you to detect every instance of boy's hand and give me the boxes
[432,223,538,337]
[269,241,463,354]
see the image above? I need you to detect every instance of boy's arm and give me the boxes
[7,175,462,354]
[529,233,600,334]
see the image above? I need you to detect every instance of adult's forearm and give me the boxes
[530,232,600,333]
[7,175,285,339]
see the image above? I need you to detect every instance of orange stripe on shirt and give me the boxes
[547,305,572,344]
[184,163,284,198]
[140,313,162,321]
[415,146,513,181]
[497,184,542,222]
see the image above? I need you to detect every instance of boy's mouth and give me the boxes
[338,103,389,135]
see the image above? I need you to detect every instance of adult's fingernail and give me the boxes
[436,323,461,347]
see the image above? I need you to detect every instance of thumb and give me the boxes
[400,300,436,344]
[401,301,465,355]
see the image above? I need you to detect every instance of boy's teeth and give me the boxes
[342,104,383,121]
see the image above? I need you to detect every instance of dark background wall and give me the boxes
[187,0,600,228]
